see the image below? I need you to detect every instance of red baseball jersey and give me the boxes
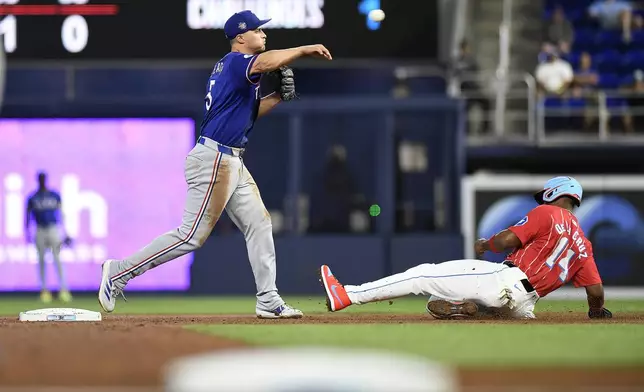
[506,205,602,297]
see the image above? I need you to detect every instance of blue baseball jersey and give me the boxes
[200,52,262,148]
[27,190,61,227]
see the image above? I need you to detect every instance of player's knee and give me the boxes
[251,219,272,236]
[238,212,272,237]
[176,226,206,250]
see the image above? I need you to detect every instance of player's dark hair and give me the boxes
[561,195,580,208]
[549,195,580,208]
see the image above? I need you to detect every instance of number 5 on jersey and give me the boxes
[205,80,216,111]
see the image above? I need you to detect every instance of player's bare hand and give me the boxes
[474,238,487,257]
[301,44,332,60]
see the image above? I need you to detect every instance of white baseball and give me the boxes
[368,9,385,22]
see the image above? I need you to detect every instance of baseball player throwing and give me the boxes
[320,176,612,320]
[26,171,73,303]
[99,10,332,318]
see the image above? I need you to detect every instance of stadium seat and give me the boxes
[565,51,582,69]
[625,51,644,71]
[620,74,635,87]
[606,97,627,108]
[595,50,621,73]
[568,97,588,108]
[573,30,597,52]
[631,30,644,49]
[544,96,564,108]
[598,73,621,89]
[596,31,623,48]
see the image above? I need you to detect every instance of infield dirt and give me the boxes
[0,313,643,390]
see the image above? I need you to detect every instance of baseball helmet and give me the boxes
[534,176,583,207]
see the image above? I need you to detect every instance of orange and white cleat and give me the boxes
[319,265,352,312]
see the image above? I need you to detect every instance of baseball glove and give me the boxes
[62,236,73,247]
[265,66,297,101]
[588,307,612,319]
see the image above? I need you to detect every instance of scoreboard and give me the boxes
[0,0,438,60]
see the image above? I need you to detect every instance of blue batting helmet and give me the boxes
[534,176,583,207]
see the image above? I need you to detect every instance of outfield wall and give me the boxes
[190,234,464,295]
[189,234,644,297]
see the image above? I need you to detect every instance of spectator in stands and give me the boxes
[572,53,600,130]
[575,52,600,94]
[535,50,574,96]
[450,39,491,134]
[544,5,575,55]
[588,0,633,42]
[538,42,555,64]
[621,69,644,133]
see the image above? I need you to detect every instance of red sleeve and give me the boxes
[507,208,546,246]
[571,243,602,287]
[230,53,261,85]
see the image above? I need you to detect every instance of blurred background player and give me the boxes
[25,171,73,303]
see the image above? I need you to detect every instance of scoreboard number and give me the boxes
[0,15,16,53]
[0,0,90,54]
[61,14,88,53]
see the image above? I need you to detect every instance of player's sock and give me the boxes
[38,255,46,291]
[52,250,67,291]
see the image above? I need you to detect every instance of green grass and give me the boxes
[0,295,643,316]
[190,323,644,366]
[2,295,643,367]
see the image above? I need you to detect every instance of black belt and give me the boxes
[503,261,536,293]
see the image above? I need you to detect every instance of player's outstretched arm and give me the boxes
[258,93,281,118]
[250,45,332,75]
[474,229,522,257]
[585,283,612,319]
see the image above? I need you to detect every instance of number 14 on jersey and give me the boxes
[545,237,576,282]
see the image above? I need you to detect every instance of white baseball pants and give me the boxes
[35,225,67,291]
[345,259,539,318]
[108,138,283,311]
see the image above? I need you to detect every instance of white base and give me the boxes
[19,308,102,322]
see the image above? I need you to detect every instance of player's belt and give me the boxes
[502,260,536,293]
[198,136,244,157]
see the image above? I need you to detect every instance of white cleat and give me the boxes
[256,303,304,319]
[98,259,122,313]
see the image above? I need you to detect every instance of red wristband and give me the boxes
[488,235,499,253]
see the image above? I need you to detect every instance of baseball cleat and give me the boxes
[319,265,352,312]
[98,259,126,313]
[256,303,303,319]
[40,290,52,304]
[426,299,478,320]
[58,289,73,303]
